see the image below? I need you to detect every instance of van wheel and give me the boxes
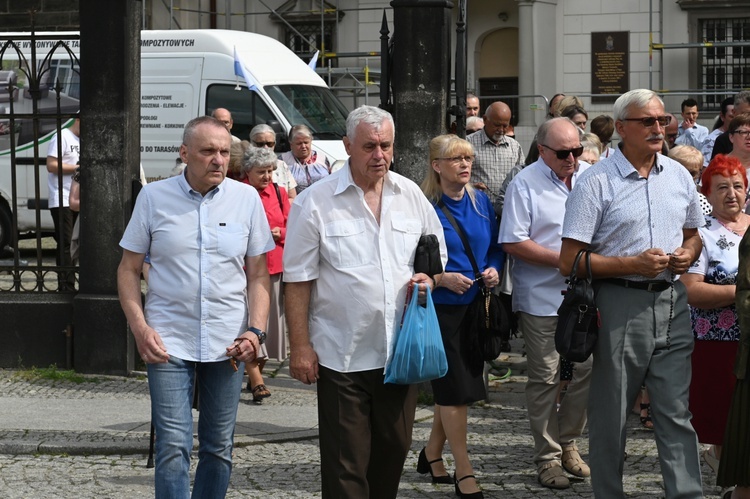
[0,204,11,250]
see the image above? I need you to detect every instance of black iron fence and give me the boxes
[0,30,80,293]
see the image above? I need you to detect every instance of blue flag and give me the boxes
[233,46,258,91]
[308,50,319,71]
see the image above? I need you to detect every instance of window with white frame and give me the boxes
[700,17,750,110]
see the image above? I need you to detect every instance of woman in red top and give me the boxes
[241,147,291,403]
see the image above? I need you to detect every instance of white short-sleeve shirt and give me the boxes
[283,163,446,373]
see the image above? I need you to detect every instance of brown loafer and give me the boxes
[561,443,591,478]
[538,462,570,489]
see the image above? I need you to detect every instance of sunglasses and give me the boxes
[621,116,672,127]
[540,144,584,160]
[253,141,276,148]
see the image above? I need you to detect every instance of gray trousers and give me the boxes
[519,313,592,467]
[589,280,702,499]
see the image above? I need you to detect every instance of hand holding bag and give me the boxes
[555,249,599,362]
[437,200,511,371]
[384,283,448,385]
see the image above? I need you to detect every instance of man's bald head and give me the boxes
[483,102,513,143]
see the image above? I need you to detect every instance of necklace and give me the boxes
[716,215,749,236]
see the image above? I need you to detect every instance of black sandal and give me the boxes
[640,403,654,430]
[251,384,271,404]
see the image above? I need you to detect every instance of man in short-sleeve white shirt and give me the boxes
[46,118,80,289]
[560,90,704,498]
[284,105,446,498]
[500,118,592,489]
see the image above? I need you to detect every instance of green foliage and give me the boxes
[13,364,95,384]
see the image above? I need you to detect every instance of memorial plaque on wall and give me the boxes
[591,32,629,103]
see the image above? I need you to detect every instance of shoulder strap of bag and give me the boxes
[584,249,593,282]
[273,182,284,212]
[437,199,481,279]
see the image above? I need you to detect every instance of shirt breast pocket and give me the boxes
[325,219,369,268]
[392,218,422,266]
[216,223,248,257]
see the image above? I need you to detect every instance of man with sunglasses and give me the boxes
[467,101,524,217]
[499,117,593,490]
[249,124,297,202]
[560,89,704,498]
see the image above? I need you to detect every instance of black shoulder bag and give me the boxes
[555,248,599,362]
[437,200,511,372]
[413,234,443,277]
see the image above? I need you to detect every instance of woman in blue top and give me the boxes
[417,134,505,498]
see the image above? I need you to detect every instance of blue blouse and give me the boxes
[432,190,505,306]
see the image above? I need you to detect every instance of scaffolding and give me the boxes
[144,0,384,104]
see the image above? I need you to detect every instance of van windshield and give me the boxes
[265,85,348,139]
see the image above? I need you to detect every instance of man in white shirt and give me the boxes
[46,118,80,290]
[283,105,446,498]
[675,98,709,149]
[211,107,241,144]
[499,118,593,490]
[700,97,734,166]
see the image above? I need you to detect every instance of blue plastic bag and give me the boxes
[384,283,448,384]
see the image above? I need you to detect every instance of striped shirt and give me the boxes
[562,147,704,282]
[467,130,524,210]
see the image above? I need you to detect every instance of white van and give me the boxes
[0,29,351,248]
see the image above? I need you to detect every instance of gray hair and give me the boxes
[613,89,663,121]
[249,124,275,140]
[183,116,229,145]
[289,124,313,143]
[466,116,483,129]
[536,117,579,146]
[345,105,395,141]
[241,147,278,173]
[735,90,750,108]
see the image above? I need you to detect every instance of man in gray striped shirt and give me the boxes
[467,101,524,217]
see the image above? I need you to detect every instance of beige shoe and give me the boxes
[562,443,591,478]
[538,462,570,489]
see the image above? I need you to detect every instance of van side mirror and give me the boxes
[267,120,289,152]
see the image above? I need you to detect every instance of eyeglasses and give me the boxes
[540,144,584,159]
[253,141,276,148]
[730,129,750,138]
[621,116,672,127]
[437,155,475,164]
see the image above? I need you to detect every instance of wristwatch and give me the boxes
[246,326,267,345]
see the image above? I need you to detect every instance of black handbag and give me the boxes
[414,234,444,277]
[437,201,511,371]
[555,249,599,363]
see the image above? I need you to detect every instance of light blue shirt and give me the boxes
[499,158,587,316]
[676,122,709,149]
[120,173,275,362]
[562,148,704,281]
[700,128,723,166]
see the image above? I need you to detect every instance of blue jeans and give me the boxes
[148,357,244,499]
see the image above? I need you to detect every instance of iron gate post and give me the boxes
[389,0,453,184]
[74,0,141,375]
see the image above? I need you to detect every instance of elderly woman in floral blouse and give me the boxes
[682,154,749,485]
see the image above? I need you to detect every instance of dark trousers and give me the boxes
[50,207,77,290]
[317,365,417,499]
